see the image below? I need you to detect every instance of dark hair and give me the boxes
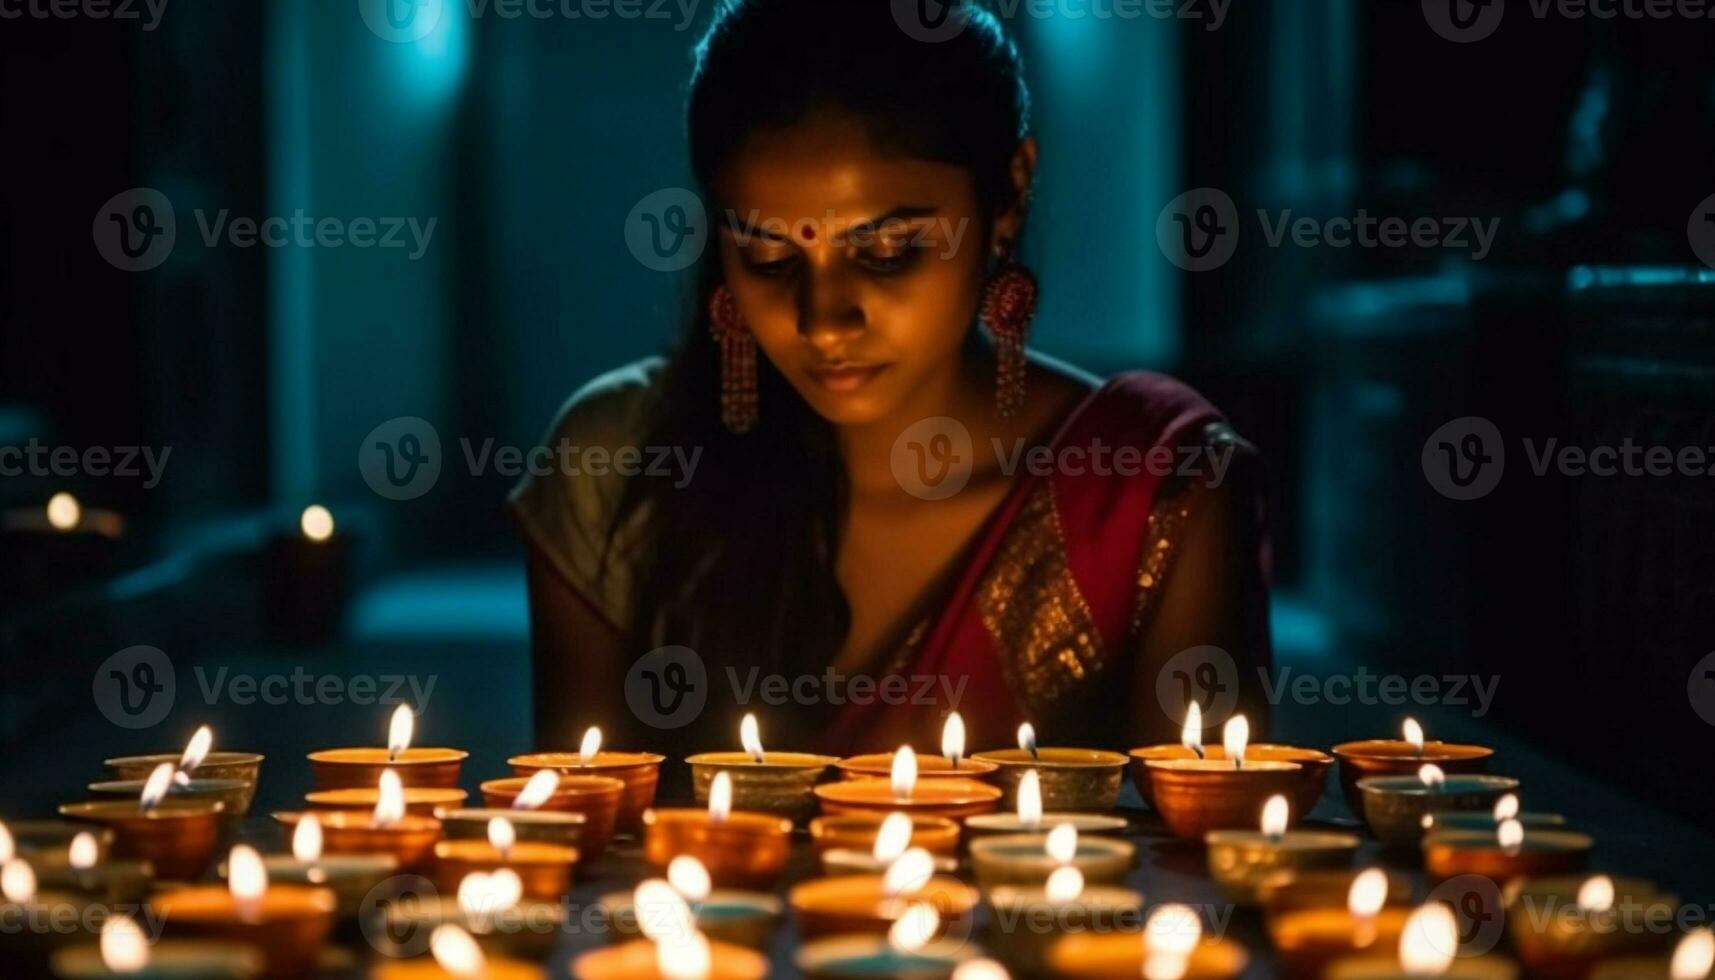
[608,0,1030,745]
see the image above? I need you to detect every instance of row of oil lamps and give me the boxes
[2,706,1712,979]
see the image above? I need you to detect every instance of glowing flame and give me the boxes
[872,813,914,865]
[0,823,12,863]
[101,914,150,973]
[1417,764,1446,790]
[739,713,764,763]
[1497,818,1524,853]
[457,870,522,918]
[179,725,213,774]
[1670,928,1715,980]
[1403,718,1425,754]
[657,929,712,980]
[139,762,175,810]
[1348,869,1389,919]
[1222,715,1249,767]
[891,746,918,800]
[387,704,414,760]
[941,712,965,768]
[227,845,268,907]
[889,902,940,954]
[579,726,603,764]
[1143,955,1190,980]
[950,960,1012,980]
[373,770,406,828]
[1045,823,1079,865]
[1017,769,1044,831]
[1145,904,1202,958]
[487,817,516,857]
[1180,701,1203,755]
[512,770,560,810]
[1,859,37,903]
[883,848,935,898]
[708,771,732,823]
[1261,795,1289,838]
[1017,722,1038,758]
[292,815,324,863]
[69,832,99,870]
[668,855,712,903]
[429,924,487,978]
[1577,875,1615,914]
[633,879,694,944]
[1398,903,1459,975]
[1493,793,1519,822]
[1045,865,1085,903]
[46,492,81,530]
[300,505,335,542]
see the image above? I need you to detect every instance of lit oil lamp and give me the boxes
[1205,794,1360,904]
[0,819,111,858]
[151,843,337,977]
[91,728,252,820]
[971,722,1129,812]
[574,902,768,980]
[26,830,150,905]
[248,814,396,918]
[0,855,105,971]
[1045,902,1251,979]
[60,763,226,879]
[1145,715,1304,840]
[1256,867,1415,919]
[1333,718,1494,821]
[815,745,1003,821]
[1505,874,1680,978]
[970,822,1136,890]
[1269,868,1415,979]
[1324,901,1519,979]
[106,726,264,815]
[370,922,546,980]
[1589,926,1715,980]
[1130,701,1332,817]
[1357,764,1520,846]
[274,770,442,869]
[1421,792,1565,834]
[604,856,783,950]
[307,703,468,790]
[480,768,623,859]
[965,769,1128,838]
[50,912,264,980]
[798,901,979,979]
[985,859,1145,974]
[642,771,794,889]
[435,804,583,850]
[263,504,353,644]
[685,713,837,821]
[508,725,665,833]
[820,812,957,875]
[378,868,566,962]
[1423,818,1593,885]
[789,847,980,939]
[835,713,1001,782]
[0,492,125,601]
[810,811,961,857]
[432,816,578,900]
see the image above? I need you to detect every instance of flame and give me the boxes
[1348,869,1389,918]
[950,960,1012,980]
[1577,875,1615,914]
[1497,818,1524,852]
[1045,823,1079,865]
[1,858,37,903]
[668,855,712,903]
[46,492,81,530]
[179,725,213,773]
[1146,904,1202,958]
[1417,764,1446,790]
[1045,865,1085,903]
[1180,701,1203,754]
[101,914,150,972]
[227,845,268,906]
[656,929,712,980]
[512,769,561,810]
[1017,769,1044,831]
[69,832,99,870]
[1492,793,1519,821]
[487,817,516,857]
[633,879,694,944]
[292,815,324,863]
[941,713,966,768]
[1143,954,1190,980]
[889,902,940,954]
[739,713,764,763]
[139,762,175,810]
[387,704,414,760]
[299,505,335,542]
[373,770,406,827]
[579,726,603,764]
[1670,928,1715,980]
[1222,715,1249,767]
[457,870,522,918]
[873,812,914,864]
[1403,718,1425,754]
[883,848,935,898]
[891,746,918,800]
[708,771,732,822]
[1261,795,1289,838]
[429,924,487,978]
[1017,722,1038,758]
[1398,903,1459,974]
[0,822,12,863]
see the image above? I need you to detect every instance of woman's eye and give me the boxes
[856,244,917,274]
[742,251,799,276]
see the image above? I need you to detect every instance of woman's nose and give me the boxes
[796,267,865,353]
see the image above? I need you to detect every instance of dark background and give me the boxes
[3,0,1713,864]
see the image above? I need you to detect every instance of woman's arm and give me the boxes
[525,544,628,750]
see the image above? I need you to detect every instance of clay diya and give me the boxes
[642,772,794,890]
[1131,703,1330,817]
[819,812,957,876]
[970,824,1135,890]
[971,723,1128,812]
[1423,820,1594,885]
[23,830,150,905]
[1324,902,1519,979]
[1357,764,1520,845]
[379,868,566,962]
[436,806,584,850]
[1587,927,1714,980]
[1146,715,1304,840]
[480,770,623,860]
[150,844,337,978]
[686,713,837,821]
[965,769,1128,839]
[1505,874,1679,979]
[1268,868,1414,980]
[985,866,1144,975]
[1205,794,1360,904]
[50,914,263,980]
[1332,718,1492,821]
[798,903,977,979]
[431,816,578,901]
[815,746,1002,821]
[603,857,782,950]
[307,703,467,790]
[105,726,264,815]
[59,764,225,879]
[370,923,545,980]
[573,931,768,980]
[274,771,442,870]
[810,812,960,857]
[1045,904,1250,979]
[789,848,979,939]
[509,725,664,833]
[251,814,396,918]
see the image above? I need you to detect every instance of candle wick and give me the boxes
[1191,745,1204,760]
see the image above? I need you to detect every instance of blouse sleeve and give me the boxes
[507,358,664,632]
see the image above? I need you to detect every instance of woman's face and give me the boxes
[714,111,993,429]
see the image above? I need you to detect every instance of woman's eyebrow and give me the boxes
[721,205,939,241]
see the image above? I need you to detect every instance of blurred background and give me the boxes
[3,1,1714,842]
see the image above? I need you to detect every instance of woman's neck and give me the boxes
[836,343,1003,499]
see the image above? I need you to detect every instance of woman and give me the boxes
[512,0,1271,766]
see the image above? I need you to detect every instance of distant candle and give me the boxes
[299,505,334,542]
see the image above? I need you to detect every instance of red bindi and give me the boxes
[798,222,816,241]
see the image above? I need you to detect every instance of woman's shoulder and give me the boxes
[1045,363,1256,461]
[541,356,668,449]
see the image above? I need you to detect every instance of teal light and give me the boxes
[386,0,470,110]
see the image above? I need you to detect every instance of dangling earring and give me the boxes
[709,285,758,434]
[981,248,1037,419]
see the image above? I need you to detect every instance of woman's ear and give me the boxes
[991,136,1038,254]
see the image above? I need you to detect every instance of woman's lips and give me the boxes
[807,363,890,393]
